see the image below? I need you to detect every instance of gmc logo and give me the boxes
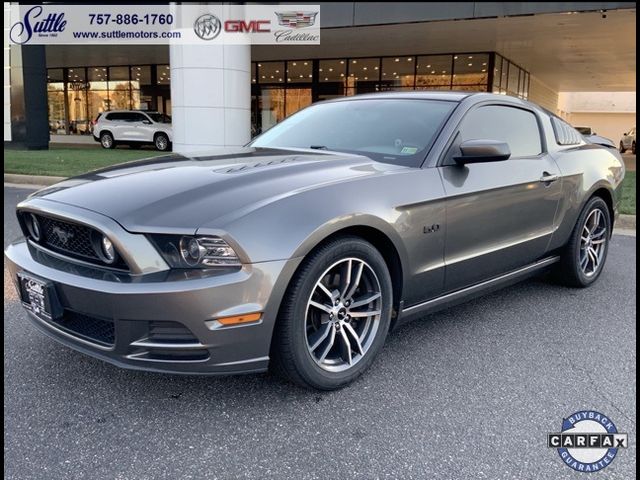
[224,20,270,33]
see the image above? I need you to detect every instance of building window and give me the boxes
[157,65,170,85]
[318,59,346,100]
[47,69,65,134]
[286,60,312,84]
[258,62,285,84]
[87,67,109,126]
[381,56,414,90]
[347,58,380,96]
[415,55,452,90]
[452,53,489,89]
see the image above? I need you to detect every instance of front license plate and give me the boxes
[17,273,62,321]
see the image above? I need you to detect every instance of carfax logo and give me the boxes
[548,411,628,472]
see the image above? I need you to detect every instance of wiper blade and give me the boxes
[309,145,328,150]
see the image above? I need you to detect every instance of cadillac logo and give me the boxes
[52,226,74,245]
[194,13,222,40]
[275,11,318,29]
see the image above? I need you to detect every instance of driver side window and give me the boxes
[458,105,542,159]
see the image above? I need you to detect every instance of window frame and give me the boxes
[438,101,547,167]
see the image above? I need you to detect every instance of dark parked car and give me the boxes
[6,92,625,390]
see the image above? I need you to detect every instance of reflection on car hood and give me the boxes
[29,147,404,233]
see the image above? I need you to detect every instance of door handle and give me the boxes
[540,172,559,184]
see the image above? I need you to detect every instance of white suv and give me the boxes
[93,110,173,151]
[620,127,636,154]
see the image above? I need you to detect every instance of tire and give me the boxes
[555,197,611,288]
[100,132,116,149]
[619,142,626,153]
[271,236,393,390]
[632,142,636,155]
[154,133,170,151]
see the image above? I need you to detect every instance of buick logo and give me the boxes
[194,13,222,40]
[275,11,318,29]
[52,226,74,245]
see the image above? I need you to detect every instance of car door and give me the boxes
[124,112,150,142]
[439,103,562,291]
[105,112,125,140]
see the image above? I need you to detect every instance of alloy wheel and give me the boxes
[156,135,168,151]
[101,134,113,148]
[305,257,382,372]
[579,208,608,277]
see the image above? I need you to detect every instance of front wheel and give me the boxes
[619,141,626,153]
[271,237,393,390]
[632,141,636,155]
[555,197,611,287]
[154,133,170,151]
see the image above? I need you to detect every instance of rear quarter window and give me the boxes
[551,117,583,145]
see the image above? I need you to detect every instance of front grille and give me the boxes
[49,310,115,347]
[23,213,128,270]
[39,216,99,259]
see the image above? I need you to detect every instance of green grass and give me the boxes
[619,171,635,215]
[4,145,160,177]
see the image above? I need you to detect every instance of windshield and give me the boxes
[147,113,171,124]
[250,99,456,166]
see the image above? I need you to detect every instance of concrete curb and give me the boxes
[617,214,636,231]
[4,173,66,186]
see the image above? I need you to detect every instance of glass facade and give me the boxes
[47,52,529,136]
[47,64,171,135]
[250,52,529,135]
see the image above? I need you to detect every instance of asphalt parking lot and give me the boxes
[3,185,636,480]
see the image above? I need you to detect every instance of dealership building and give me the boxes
[4,2,636,152]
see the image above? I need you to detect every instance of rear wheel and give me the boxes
[555,197,611,287]
[100,132,115,149]
[619,141,626,153]
[632,141,636,155]
[271,237,392,390]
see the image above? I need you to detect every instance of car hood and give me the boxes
[29,147,403,233]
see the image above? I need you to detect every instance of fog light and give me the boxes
[101,235,115,263]
[27,213,41,241]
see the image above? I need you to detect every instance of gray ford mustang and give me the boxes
[5,92,625,390]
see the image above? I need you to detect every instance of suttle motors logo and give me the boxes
[10,5,67,45]
[548,410,628,473]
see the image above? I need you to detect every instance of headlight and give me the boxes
[149,235,241,268]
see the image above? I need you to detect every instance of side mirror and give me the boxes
[454,139,511,164]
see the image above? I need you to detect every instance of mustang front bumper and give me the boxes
[5,240,299,375]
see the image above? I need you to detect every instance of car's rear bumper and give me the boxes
[5,240,299,375]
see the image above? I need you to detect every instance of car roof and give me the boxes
[327,91,471,103]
